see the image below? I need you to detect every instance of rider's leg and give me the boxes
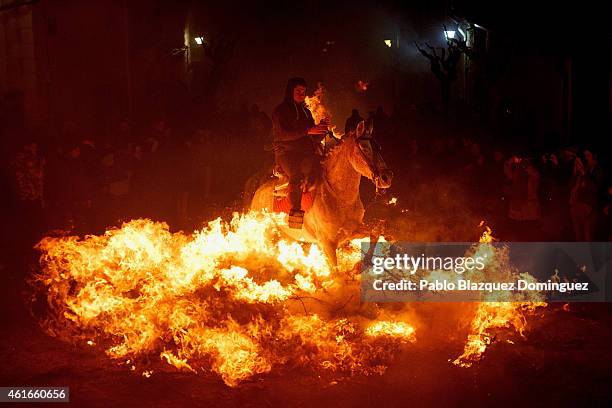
[290,146,318,210]
[287,174,304,212]
[290,138,317,191]
[276,151,304,212]
[300,148,315,190]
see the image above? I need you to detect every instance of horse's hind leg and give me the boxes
[321,240,338,269]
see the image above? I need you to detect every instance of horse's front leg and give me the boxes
[351,223,382,261]
[320,239,338,270]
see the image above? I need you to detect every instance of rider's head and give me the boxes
[285,77,307,104]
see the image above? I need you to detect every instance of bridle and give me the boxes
[355,133,389,197]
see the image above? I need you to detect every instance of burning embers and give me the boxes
[31,212,544,386]
[31,212,415,386]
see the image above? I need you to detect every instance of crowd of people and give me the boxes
[357,106,612,243]
[3,101,610,249]
[6,105,272,241]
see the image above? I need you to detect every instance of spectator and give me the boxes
[569,150,603,241]
[249,104,272,144]
[601,185,612,241]
[11,140,45,237]
[505,157,541,236]
[45,141,93,232]
[373,105,390,138]
[344,109,363,134]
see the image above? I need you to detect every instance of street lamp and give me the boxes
[384,39,392,47]
[194,36,204,45]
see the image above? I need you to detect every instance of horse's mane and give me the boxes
[323,133,352,164]
[323,119,372,163]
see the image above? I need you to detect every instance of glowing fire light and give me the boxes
[32,212,417,386]
[365,321,415,340]
[32,213,546,386]
[305,83,343,138]
[451,224,547,367]
[356,80,369,92]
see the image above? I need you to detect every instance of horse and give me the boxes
[250,121,393,266]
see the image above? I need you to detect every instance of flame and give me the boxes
[305,83,343,138]
[478,220,494,243]
[451,225,547,367]
[387,197,398,205]
[365,321,415,340]
[32,214,547,385]
[452,302,543,367]
[356,80,369,92]
[32,211,416,386]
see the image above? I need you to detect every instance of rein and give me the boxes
[355,135,387,197]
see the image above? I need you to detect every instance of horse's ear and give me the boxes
[355,121,365,138]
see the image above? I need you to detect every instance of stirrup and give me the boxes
[288,210,304,229]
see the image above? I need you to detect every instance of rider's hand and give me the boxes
[320,117,331,126]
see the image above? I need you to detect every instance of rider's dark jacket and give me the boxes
[272,79,315,152]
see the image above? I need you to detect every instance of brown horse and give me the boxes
[250,121,393,266]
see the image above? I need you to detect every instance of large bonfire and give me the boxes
[31,211,546,387]
[31,86,546,386]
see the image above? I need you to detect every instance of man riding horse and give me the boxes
[272,77,329,228]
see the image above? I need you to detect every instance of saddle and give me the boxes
[269,137,337,225]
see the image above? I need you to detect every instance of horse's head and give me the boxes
[347,120,393,190]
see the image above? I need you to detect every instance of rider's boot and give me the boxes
[288,209,304,229]
[287,180,304,229]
